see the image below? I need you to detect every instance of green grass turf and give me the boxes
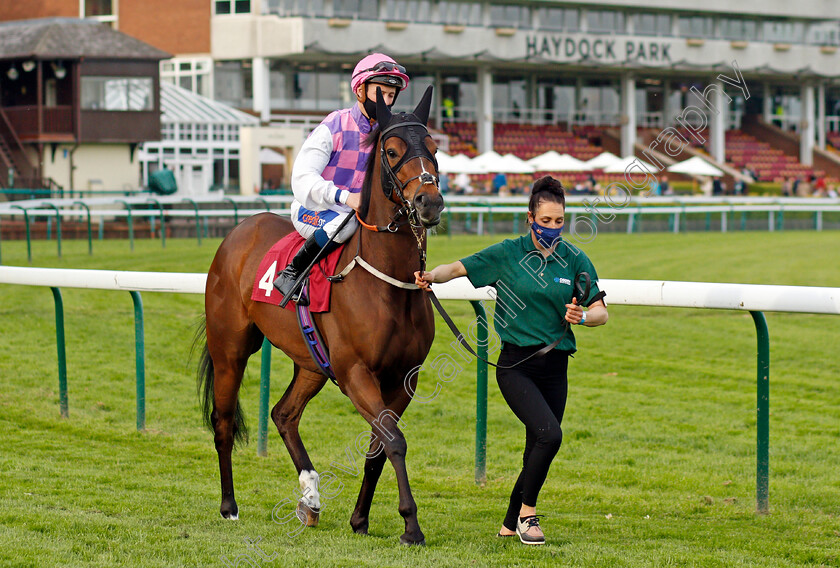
[1,231,839,567]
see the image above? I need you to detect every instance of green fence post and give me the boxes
[446,207,452,239]
[258,337,272,457]
[182,198,202,246]
[146,198,166,248]
[130,291,146,431]
[10,205,31,262]
[470,300,488,486]
[50,287,68,418]
[116,200,134,252]
[41,203,62,258]
[73,201,93,255]
[223,197,240,226]
[750,311,770,514]
[256,197,271,212]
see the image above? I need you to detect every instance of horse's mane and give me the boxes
[358,125,380,221]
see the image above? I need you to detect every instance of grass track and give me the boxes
[0,231,839,567]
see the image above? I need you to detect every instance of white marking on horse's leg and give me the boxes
[299,470,321,510]
[228,512,238,520]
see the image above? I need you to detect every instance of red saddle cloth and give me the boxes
[251,232,345,313]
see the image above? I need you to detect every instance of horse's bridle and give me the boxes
[379,120,439,206]
[357,119,440,273]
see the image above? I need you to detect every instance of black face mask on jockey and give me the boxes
[375,85,438,202]
[362,80,401,122]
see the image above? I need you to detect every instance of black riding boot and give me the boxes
[273,235,339,304]
[273,235,323,303]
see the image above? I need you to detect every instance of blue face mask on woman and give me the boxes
[531,221,563,248]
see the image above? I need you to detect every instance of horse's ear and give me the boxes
[375,87,392,129]
[413,85,433,125]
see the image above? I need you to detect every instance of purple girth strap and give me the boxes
[295,281,337,384]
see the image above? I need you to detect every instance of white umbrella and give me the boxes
[584,151,621,170]
[442,154,487,174]
[259,148,287,164]
[435,151,454,171]
[499,153,536,174]
[528,151,588,172]
[470,151,505,172]
[667,156,724,177]
[603,156,659,174]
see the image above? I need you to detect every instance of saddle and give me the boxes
[252,233,345,382]
[251,232,345,312]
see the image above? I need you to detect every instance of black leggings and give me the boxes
[496,343,569,531]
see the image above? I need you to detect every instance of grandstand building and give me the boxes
[3,1,840,190]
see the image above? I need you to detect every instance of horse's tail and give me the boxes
[193,317,249,446]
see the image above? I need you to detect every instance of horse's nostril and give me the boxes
[415,194,428,207]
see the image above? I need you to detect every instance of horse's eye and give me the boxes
[387,149,398,159]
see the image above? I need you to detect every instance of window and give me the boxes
[808,21,840,46]
[438,2,481,26]
[215,0,251,15]
[160,57,212,98]
[679,16,714,38]
[536,8,578,31]
[720,19,757,41]
[81,77,154,111]
[214,61,252,108]
[633,13,671,36]
[588,10,624,34]
[81,0,116,24]
[268,0,327,16]
[83,0,112,17]
[385,0,432,22]
[490,5,530,29]
[334,0,378,19]
[763,20,805,43]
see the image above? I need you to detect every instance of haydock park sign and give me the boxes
[526,33,673,64]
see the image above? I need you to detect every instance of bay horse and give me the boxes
[196,87,443,545]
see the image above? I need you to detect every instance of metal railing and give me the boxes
[1,266,838,513]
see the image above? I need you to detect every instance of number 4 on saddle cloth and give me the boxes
[251,232,346,382]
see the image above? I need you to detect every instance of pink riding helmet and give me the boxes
[350,53,409,94]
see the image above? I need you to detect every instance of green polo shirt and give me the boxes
[460,235,603,353]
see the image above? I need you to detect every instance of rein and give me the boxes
[428,273,593,369]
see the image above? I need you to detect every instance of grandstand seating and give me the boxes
[724,130,818,182]
[440,122,655,188]
[440,122,603,161]
[440,121,828,188]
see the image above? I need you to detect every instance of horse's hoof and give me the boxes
[399,533,426,546]
[350,519,369,535]
[296,501,319,527]
[220,499,239,520]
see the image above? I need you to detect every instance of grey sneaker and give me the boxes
[515,515,545,545]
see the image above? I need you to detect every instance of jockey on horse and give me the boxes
[272,53,410,302]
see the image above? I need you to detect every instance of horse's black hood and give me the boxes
[376,85,437,173]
